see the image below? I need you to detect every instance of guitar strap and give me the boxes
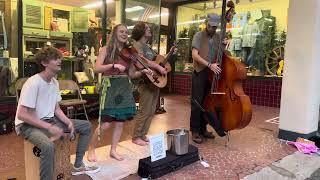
[145,44,158,61]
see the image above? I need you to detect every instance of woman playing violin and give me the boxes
[87,24,152,161]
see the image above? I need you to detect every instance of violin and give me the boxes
[120,47,149,70]
[119,47,168,88]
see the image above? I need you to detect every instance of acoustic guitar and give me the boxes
[132,42,179,88]
[154,41,180,73]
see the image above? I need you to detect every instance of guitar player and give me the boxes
[131,21,178,146]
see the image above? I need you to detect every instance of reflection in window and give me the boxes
[0,0,17,97]
[125,0,161,53]
[175,0,289,77]
[20,0,107,86]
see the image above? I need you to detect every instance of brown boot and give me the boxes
[192,132,203,144]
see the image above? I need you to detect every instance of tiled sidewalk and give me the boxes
[0,95,297,180]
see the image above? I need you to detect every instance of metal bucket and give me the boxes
[166,129,189,155]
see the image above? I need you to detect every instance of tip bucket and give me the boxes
[166,128,189,155]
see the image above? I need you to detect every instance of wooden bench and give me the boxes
[24,138,72,180]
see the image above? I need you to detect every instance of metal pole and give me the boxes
[102,0,107,46]
[18,0,23,78]
[121,0,126,23]
[220,0,227,28]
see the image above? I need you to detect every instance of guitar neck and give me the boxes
[162,50,174,65]
[216,0,228,65]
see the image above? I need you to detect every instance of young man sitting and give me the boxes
[15,47,100,178]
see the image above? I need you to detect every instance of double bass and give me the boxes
[203,0,252,134]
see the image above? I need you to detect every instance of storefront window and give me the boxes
[125,0,161,53]
[175,0,289,76]
[0,0,125,100]
[0,0,130,99]
[20,0,111,87]
[0,0,18,97]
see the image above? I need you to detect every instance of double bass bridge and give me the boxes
[211,92,226,95]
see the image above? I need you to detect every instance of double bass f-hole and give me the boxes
[226,87,237,101]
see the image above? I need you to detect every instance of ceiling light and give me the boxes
[82,0,114,9]
[130,12,169,21]
[125,6,144,13]
[149,12,169,19]
[177,19,205,25]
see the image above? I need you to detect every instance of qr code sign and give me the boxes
[150,133,166,162]
[153,141,164,158]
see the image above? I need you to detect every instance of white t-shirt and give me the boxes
[15,74,62,127]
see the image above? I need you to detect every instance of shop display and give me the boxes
[175,38,191,72]
[175,0,287,77]
[0,66,9,96]
[240,12,260,67]
[0,11,8,55]
[159,35,167,55]
[74,72,90,84]
[265,45,285,76]
[228,9,276,74]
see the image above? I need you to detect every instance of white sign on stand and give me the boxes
[149,133,166,162]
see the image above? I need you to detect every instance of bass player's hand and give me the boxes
[208,63,221,74]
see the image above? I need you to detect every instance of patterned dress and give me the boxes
[100,52,136,122]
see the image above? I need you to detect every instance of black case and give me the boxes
[138,144,199,179]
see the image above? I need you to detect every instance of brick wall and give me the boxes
[172,73,282,107]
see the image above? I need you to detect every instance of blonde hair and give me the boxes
[105,24,128,63]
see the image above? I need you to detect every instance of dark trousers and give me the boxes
[190,68,210,134]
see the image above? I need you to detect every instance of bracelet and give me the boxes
[207,62,211,68]
[112,64,115,69]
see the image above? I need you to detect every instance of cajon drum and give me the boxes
[24,138,72,180]
[0,168,25,180]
